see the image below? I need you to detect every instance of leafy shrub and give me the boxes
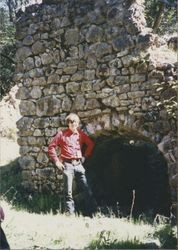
[145,0,177,34]
[0,7,16,100]
[153,224,177,249]
[88,230,147,249]
[0,43,16,100]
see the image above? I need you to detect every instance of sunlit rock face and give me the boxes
[15,0,177,213]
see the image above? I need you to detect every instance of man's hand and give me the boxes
[0,206,5,221]
[81,156,85,164]
[55,161,65,171]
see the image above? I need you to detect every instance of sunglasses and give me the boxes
[67,119,77,124]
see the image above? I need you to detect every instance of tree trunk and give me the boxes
[152,2,165,33]
[6,0,14,23]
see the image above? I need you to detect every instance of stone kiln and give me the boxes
[15,0,177,214]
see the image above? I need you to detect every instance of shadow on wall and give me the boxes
[84,131,171,217]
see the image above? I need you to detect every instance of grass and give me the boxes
[89,231,147,249]
[0,158,177,249]
[0,158,64,214]
[1,200,176,249]
[0,200,156,249]
[153,224,177,249]
[88,224,177,249]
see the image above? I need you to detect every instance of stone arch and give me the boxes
[84,128,171,216]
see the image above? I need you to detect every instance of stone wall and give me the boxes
[14,0,177,202]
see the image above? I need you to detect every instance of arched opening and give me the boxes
[84,131,171,217]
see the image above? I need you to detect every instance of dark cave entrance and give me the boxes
[85,133,171,217]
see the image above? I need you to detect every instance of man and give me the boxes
[0,206,10,249]
[48,113,96,216]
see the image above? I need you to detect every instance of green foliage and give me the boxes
[0,42,16,99]
[0,6,16,100]
[88,230,147,249]
[0,158,22,200]
[145,0,176,34]
[153,224,177,249]
[53,239,63,245]
[88,225,177,249]
[0,11,15,45]
[0,0,30,23]
[0,159,64,214]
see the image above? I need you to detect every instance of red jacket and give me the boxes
[48,128,94,163]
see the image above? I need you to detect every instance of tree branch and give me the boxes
[0,52,15,63]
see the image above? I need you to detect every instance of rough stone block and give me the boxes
[36,96,61,116]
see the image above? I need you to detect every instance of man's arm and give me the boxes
[48,131,64,170]
[81,131,95,158]
[48,132,61,163]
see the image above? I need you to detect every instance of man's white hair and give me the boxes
[65,113,80,123]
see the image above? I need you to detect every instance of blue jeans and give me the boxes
[63,161,94,215]
[0,227,10,249]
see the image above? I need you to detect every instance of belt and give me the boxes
[63,158,81,165]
